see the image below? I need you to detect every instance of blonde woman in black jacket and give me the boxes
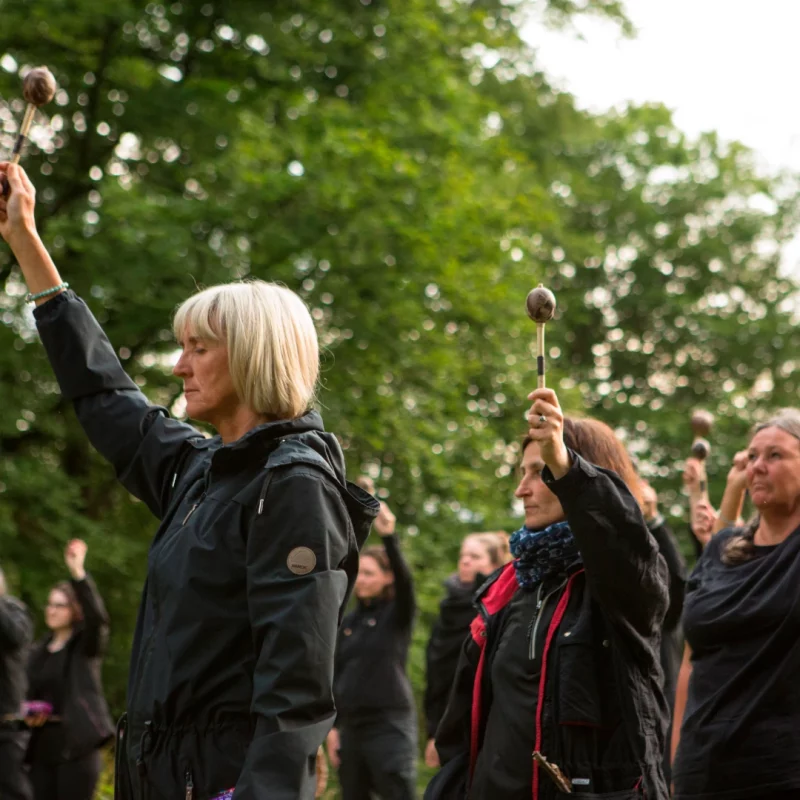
[0,161,378,800]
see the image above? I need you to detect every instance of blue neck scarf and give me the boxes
[509,520,582,589]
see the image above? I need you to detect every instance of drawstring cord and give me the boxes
[135,720,154,800]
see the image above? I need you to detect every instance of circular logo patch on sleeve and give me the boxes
[287,547,317,575]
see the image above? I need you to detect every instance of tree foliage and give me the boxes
[0,2,798,791]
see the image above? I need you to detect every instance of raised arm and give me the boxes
[65,540,109,658]
[0,163,202,519]
[712,450,748,533]
[545,455,668,633]
[527,388,668,636]
[235,470,354,799]
[373,502,415,629]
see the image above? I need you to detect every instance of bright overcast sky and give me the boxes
[523,0,800,277]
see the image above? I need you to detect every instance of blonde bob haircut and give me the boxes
[173,280,319,420]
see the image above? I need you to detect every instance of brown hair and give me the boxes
[464,532,512,568]
[50,582,83,625]
[523,417,643,508]
[722,408,800,566]
[360,545,395,600]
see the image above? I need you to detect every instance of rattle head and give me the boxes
[690,409,714,438]
[22,67,57,107]
[526,284,556,324]
[691,438,710,461]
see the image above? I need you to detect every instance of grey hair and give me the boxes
[722,408,800,566]
[753,408,800,442]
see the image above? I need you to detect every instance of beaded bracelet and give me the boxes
[25,282,68,303]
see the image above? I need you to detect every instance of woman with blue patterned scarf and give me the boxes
[426,387,670,800]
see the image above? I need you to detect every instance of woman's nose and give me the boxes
[173,353,188,377]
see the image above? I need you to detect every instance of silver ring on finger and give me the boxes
[538,414,547,426]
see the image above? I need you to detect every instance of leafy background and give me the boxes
[1,0,798,795]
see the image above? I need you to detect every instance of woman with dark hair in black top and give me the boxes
[327,498,417,800]
[427,389,670,800]
[672,409,800,800]
[424,532,510,769]
[26,540,114,800]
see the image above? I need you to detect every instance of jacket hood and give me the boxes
[250,410,379,549]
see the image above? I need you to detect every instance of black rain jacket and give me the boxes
[424,575,479,740]
[333,534,416,719]
[34,292,378,800]
[27,575,115,760]
[427,454,670,800]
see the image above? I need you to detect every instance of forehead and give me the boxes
[461,537,487,555]
[49,588,68,603]
[521,441,544,467]
[750,427,800,451]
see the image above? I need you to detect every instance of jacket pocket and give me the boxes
[556,632,619,729]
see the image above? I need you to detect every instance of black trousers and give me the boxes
[0,730,32,800]
[338,709,417,800]
[30,749,102,800]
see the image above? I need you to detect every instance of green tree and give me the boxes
[0,2,798,795]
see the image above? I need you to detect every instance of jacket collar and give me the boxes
[201,410,325,472]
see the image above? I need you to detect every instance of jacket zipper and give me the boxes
[185,767,194,800]
[528,581,565,660]
[182,493,206,525]
[531,570,584,800]
[129,470,209,751]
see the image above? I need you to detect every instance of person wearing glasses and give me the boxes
[25,540,114,800]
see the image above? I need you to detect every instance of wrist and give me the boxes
[69,568,86,581]
[7,222,40,252]
[547,444,572,480]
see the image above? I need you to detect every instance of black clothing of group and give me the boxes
[34,291,378,800]
[673,526,800,799]
[468,583,554,799]
[27,575,114,772]
[0,594,34,800]
[424,575,480,742]
[428,453,670,800]
[333,534,416,798]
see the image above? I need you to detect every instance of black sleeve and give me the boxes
[433,634,479,766]
[381,535,415,630]
[543,452,669,638]
[71,575,110,658]
[235,471,353,800]
[34,292,204,519]
[647,518,687,632]
[0,597,33,651]
[424,616,444,739]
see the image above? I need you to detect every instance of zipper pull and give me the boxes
[182,492,206,525]
[185,767,194,800]
[529,618,536,660]
[182,504,198,526]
